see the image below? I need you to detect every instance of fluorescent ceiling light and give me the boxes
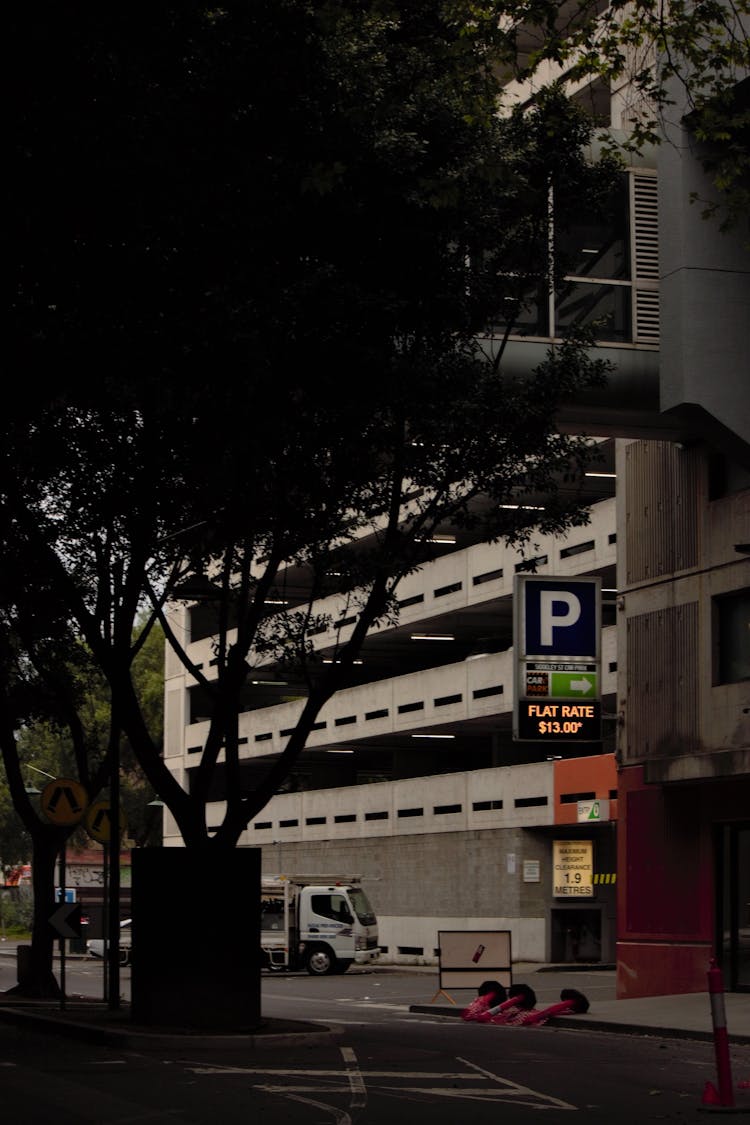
[251,679,288,686]
[499,503,544,510]
[323,658,363,665]
[327,749,354,754]
[411,733,456,740]
[410,633,455,641]
[266,598,288,605]
[415,534,456,544]
[584,471,617,478]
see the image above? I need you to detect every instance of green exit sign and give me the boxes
[550,671,597,698]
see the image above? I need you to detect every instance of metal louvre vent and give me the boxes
[635,288,659,344]
[632,173,659,280]
[632,172,659,343]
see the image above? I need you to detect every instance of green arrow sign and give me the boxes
[550,671,598,698]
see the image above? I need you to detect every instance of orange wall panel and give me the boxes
[554,754,618,825]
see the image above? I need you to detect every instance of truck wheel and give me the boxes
[305,946,337,975]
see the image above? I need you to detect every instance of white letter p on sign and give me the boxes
[540,591,581,646]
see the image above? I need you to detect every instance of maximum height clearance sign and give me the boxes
[513,574,602,742]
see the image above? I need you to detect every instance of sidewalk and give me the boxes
[411,961,750,1045]
[2,940,749,1048]
[412,990,750,1045]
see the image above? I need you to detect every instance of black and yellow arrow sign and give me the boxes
[49,902,82,939]
[40,778,88,826]
[85,800,126,844]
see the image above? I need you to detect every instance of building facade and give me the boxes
[614,87,750,996]
[164,485,623,965]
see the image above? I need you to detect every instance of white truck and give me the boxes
[260,873,380,975]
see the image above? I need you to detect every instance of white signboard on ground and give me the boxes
[437,930,512,990]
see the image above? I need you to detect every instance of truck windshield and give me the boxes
[348,887,376,926]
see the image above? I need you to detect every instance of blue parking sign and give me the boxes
[520,577,600,658]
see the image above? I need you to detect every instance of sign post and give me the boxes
[40,778,88,1010]
[84,798,127,1005]
[513,575,602,743]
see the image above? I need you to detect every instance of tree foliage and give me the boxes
[10,621,165,848]
[478,0,750,230]
[0,603,163,993]
[3,2,620,857]
[0,781,30,878]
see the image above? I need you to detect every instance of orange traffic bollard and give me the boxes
[703,958,735,1109]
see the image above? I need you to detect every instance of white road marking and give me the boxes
[189,1068,497,1078]
[340,1046,367,1108]
[458,1056,577,1111]
[187,1056,577,1111]
[342,1001,409,1011]
[258,1091,351,1124]
[191,1057,580,1111]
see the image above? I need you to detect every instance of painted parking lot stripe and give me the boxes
[187,1056,577,1112]
[340,1046,367,1108]
[458,1056,577,1110]
[268,1092,352,1125]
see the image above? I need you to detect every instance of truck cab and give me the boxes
[261,874,379,975]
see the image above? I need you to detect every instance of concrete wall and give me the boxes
[658,103,750,456]
[257,822,616,965]
[617,439,750,779]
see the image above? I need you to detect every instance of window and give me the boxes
[260,898,285,931]
[560,539,595,559]
[556,174,629,282]
[555,281,631,342]
[310,894,353,924]
[489,171,658,345]
[571,76,612,127]
[715,590,750,684]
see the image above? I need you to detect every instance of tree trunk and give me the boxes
[7,831,62,998]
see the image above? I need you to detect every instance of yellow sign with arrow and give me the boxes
[40,778,88,826]
[84,799,127,844]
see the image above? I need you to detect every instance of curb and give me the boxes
[408,1005,750,1046]
[0,1004,344,1049]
